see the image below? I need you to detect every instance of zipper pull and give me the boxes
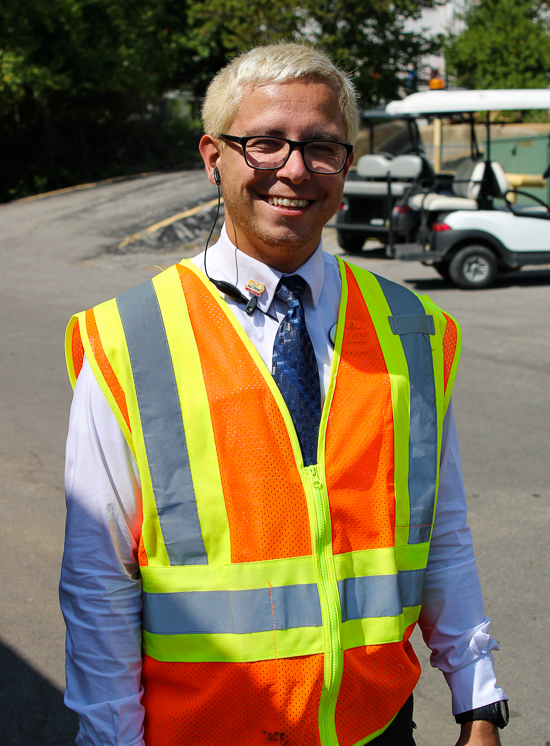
[310,465,322,489]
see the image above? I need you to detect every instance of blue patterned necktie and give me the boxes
[272,275,321,466]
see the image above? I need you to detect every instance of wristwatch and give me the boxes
[455,700,509,729]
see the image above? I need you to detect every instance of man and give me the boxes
[61,43,507,746]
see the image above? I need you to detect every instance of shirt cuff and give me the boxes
[69,693,145,746]
[443,652,508,715]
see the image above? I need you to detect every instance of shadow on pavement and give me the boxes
[0,639,78,746]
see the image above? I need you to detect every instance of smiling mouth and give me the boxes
[267,196,310,208]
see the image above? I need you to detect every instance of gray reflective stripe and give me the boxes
[143,584,322,635]
[338,570,426,622]
[398,568,426,608]
[389,314,435,336]
[117,281,207,566]
[339,575,401,620]
[375,274,438,545]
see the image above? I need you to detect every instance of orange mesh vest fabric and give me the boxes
[72,263,458,746]
[142,655,325,746]
[325,264,395,555]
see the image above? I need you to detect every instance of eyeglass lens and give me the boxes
[244,137,348,174]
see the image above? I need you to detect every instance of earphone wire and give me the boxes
[203,178,277,322]
[203,183,222,282]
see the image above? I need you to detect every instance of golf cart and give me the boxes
[385,89,550,289]
[335,111,435,252]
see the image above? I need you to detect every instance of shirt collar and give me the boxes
[201,223,325,311]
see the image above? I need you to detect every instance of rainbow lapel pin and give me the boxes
[245,279,265,297]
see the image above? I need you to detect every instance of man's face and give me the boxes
[200,78,353,272]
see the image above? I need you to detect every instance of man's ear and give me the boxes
[342,150,354,179]
[199,135,221,187]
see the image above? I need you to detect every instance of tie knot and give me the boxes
[276,275,307,307]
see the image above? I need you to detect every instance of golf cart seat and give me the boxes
[410,157,486,211]
[344,154,423,197]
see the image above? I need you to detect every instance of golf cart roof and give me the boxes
[386,89,550,116]
[360,108,398,121]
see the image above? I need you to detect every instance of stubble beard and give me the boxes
[223,190,332,256]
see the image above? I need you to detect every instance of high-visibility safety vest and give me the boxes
[66,258,460,746]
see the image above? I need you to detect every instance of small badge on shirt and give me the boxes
[329,323,337,346]
[245,279,265,297]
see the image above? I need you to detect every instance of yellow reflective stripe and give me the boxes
[81,300,136,458]
[143,625,324,662]
[141,555,317,593]
[92,297,169,566]
[329,603,422,651]
[403,605,421,629]
[394,542,430,570]
[333,544,429,581]
[153,266,230,565]
[180,261,305,467]
[65,314,81,388]
[341,615,403,648]
[335,548,397,579]
[344,264,411,548]
[341,607,419,649]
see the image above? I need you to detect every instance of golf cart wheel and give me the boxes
[337,231,366,253]
[449,245,497,289]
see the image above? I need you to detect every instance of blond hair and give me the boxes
[202,42,360,144]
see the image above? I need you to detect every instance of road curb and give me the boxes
[117,197,223,249]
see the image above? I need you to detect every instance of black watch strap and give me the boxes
[455,700,509,729]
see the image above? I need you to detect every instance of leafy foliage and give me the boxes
[0,0,441,201]
[445,0,550,90]
[299,0,440,106]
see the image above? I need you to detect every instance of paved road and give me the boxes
[0,170,549,745]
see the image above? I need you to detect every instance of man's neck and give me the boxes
[224,221,321,273]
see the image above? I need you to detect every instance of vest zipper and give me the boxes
[306,464,342,746]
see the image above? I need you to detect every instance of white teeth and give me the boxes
[268,196,309,207]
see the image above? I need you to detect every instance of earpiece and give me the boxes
[203,164,277,321]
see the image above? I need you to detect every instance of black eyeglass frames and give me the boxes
[220,134,353,175]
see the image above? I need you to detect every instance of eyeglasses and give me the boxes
[220,134,353,175]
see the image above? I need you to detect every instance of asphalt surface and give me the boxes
[0,169,549,745]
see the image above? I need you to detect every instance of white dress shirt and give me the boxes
[60,225,506,746]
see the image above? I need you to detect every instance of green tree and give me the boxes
[179,0,441,106]
[0,0,200,200]
[0,0,442,201]
[299,0,441,106]
[444,0,550,90]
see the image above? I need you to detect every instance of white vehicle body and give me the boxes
[445,210,550,252]
[385,89,550,288]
